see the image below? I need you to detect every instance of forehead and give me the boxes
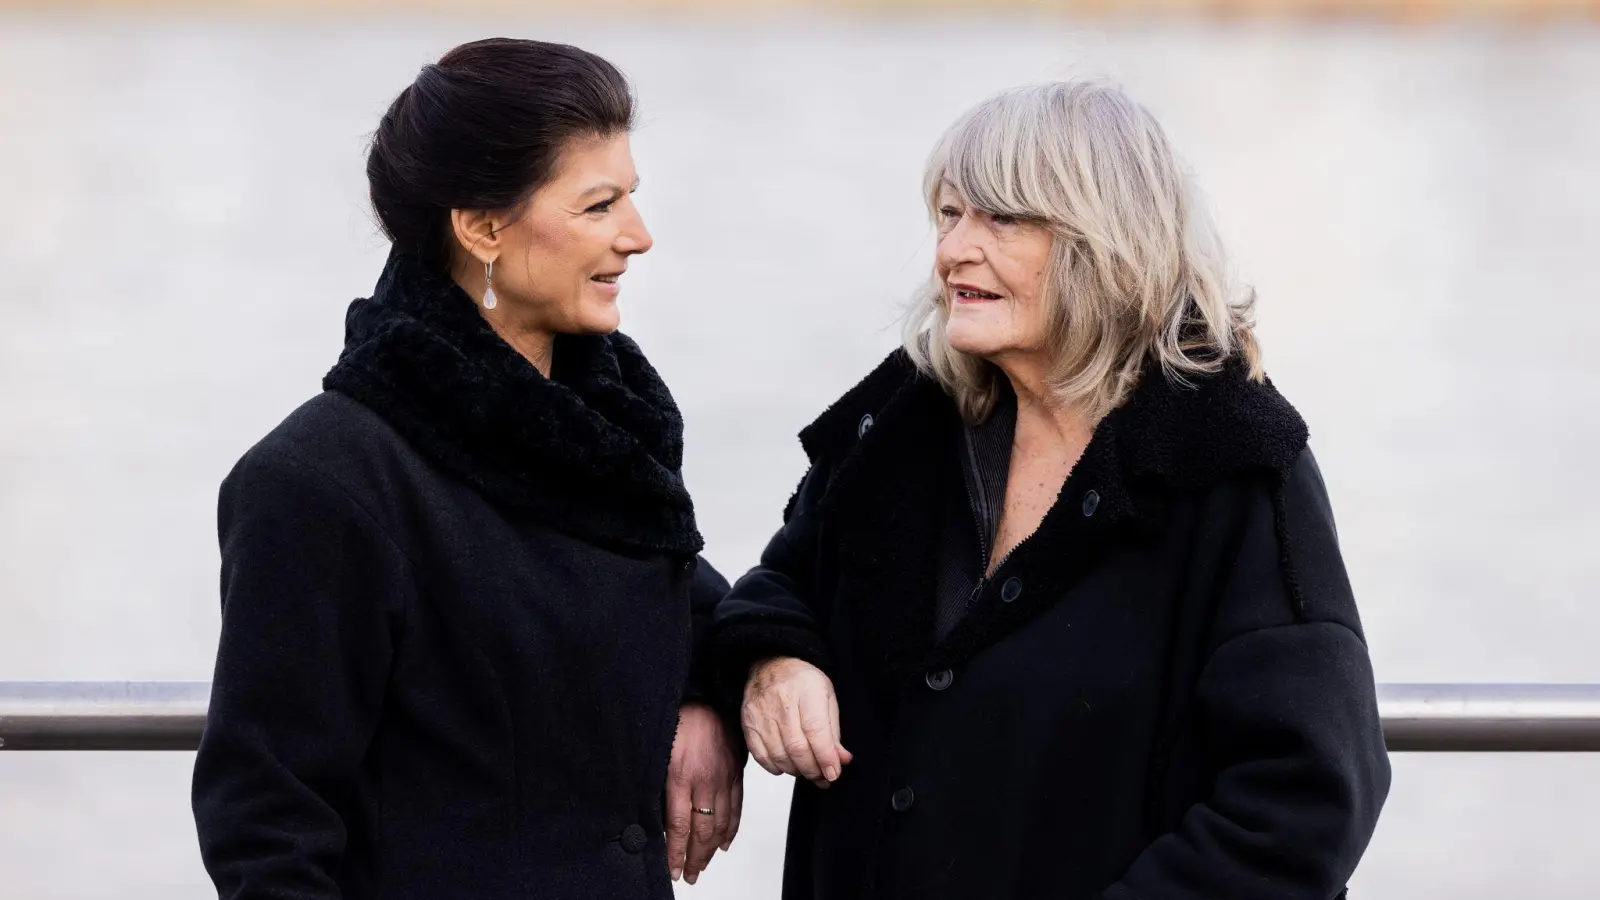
[548,133,636,186]
[934,179,973,208]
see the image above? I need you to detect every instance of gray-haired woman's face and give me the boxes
[934,183,1055,361]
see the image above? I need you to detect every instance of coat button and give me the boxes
[620,824,648,854]
[925,668,954,691]
[1000,577,1022,603]
[1082,490,1101,517]
[890,786,916,812]
[858,414,875,438]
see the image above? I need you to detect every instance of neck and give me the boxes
[450,265,555,377]
[994,353,1095,449]
[489,315,555,377]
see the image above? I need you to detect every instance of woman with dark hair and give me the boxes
[192,39,741,900]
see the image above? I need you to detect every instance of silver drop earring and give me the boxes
[482,260,497,310]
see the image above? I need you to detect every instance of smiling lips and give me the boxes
[591,271,623,294]
[949,281,1002,303]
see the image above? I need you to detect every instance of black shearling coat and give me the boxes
[192,249,726,900]
[710,350,1390,900]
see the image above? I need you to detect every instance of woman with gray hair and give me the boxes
[709,81,1390,899]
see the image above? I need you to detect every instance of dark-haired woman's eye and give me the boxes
[586,199,615,215]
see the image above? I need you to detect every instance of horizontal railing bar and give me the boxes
[0,682,209,750]
[1378,683,1600,752]
[3,682,1600,752]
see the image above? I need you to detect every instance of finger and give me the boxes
[744,726,780,777]
[798,692,842,785]
[829,690,854,766]
[761,715,800,778]
[723,774,743,852]
[665,769,692,882]
[684,783,731,883]
[782,704,826,785]
[684,789,719,883]
[804,694,843,784]
[709,781,732,860]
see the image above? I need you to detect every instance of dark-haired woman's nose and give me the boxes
[619,206,653,256]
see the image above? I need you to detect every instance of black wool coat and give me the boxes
[710,350,1391,900]
[192,249,727,900]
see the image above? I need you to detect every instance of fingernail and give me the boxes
[672,868,682,881]
[687,872,698,885]
[825,765,839,781]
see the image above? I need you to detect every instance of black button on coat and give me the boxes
[192,249,727,900]
[710,350,1391,900]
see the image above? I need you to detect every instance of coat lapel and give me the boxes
[812,370,1143,701]
[927,423,1143,674]
[816,375,954,707]
[802,352,1309,695]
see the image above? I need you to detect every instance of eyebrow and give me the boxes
[577,177,640,200]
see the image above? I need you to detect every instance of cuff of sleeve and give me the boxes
[681,646,717,710]
[709,620,833,720]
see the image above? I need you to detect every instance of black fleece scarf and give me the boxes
[324,248,702,557]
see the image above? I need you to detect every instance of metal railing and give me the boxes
[0,682,207,751]
[2,682,1600,752]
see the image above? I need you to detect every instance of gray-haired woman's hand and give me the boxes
[742,657,852,789]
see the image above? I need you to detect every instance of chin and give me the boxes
[572,306,622,335]
[944,319,1003,358]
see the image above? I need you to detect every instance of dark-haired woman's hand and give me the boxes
[743,657,852,789]
[666,702,743,885]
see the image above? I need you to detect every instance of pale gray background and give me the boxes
[2,12,1598,898]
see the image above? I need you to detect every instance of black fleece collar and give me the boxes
[324,248,702,557]
[799,349,1308,700]
[803,350,1308,517]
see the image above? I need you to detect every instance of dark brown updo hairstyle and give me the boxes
[367,38,635,269]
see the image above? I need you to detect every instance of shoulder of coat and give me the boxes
[797,348,919,464]
[239,391,426,521]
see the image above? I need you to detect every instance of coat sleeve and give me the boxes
[1097,451,1391,900]
[192,446,410,900]
[680,555,732,708]
[707,461,836,716]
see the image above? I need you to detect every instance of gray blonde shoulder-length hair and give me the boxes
[903,80,1263,424]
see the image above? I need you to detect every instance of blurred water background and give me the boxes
[1,3,1598,897]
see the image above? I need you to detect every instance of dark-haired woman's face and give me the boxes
[488,134,651,335]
